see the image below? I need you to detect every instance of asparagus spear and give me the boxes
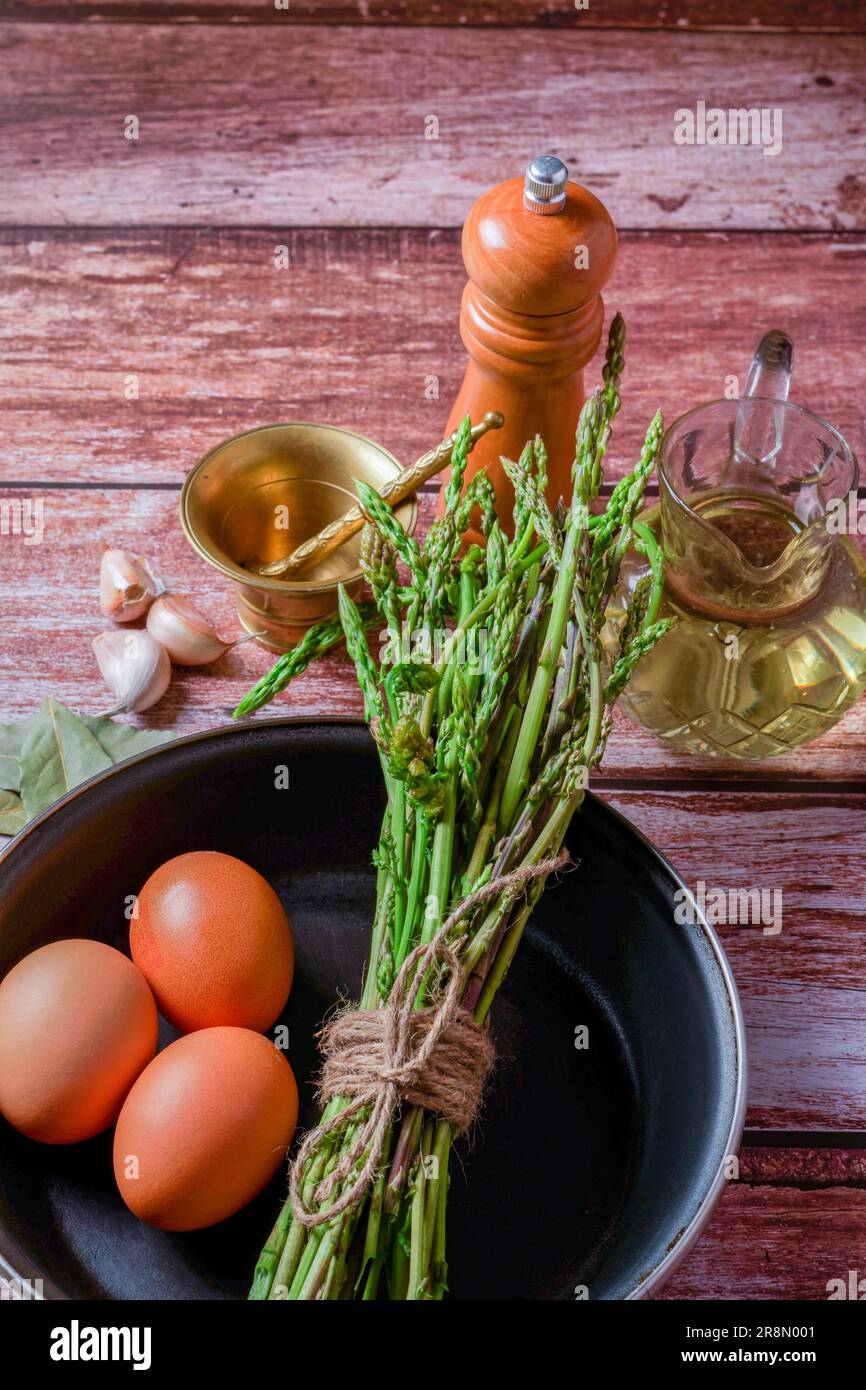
[232,603,380,719]
[243,314,674,1301]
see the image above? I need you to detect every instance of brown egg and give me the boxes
[130,851,293,1034]
[0,939,158,1145]
[113,1027,298,1231]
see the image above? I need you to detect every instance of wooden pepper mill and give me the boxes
[441,155,617,533]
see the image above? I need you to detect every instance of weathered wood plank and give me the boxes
[2,229,864,489]
[4,1,864,33]
[604,787,866,995]
[739,1147,866,1184]
[659,1184,866,1300]
[0,26,862,229]
[3,486,866,1128]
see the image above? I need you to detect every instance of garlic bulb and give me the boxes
[100,548,163,622]
[146,593,257,666]
[93,629,171,715]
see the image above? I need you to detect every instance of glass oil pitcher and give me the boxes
[610,332,866,759]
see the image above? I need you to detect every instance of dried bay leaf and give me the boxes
[1,701,175,834]
[19,699,113,819]
[0,789,26,836]
[0,749,21,792]
[0,715,39,793]
[81,715,173,764]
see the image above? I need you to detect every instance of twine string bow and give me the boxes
[288,848,570,1227]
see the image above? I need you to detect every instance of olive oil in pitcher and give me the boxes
[608,333,866,759]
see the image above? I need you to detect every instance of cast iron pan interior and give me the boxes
[0,721,741,1300]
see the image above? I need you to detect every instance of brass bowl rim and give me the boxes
[179,420,418,595]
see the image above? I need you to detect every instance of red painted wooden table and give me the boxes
[1,0,864,1300]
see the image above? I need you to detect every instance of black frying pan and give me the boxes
[0,720,745,1300]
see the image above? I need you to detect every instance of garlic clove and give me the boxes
[146,593,247,666]
[92,629,171,715]
[100,548,164,623]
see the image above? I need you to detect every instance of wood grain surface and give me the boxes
[1,0,865,1300]
[5,0,866,32]
[2,229,864,488]
[738,1146,866,1183]
[662,1144,866,1300]
[1,25,863,229]
[660,1182,866,1300]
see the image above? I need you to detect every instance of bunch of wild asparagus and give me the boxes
[240,316,671,1300]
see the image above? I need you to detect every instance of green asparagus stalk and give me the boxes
[242,313,674,1301]
[232,603,380,719]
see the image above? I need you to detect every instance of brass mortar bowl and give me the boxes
[180,423,418,652]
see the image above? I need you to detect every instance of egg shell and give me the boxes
[0,939,158,1145]
[131,851,293,1034]
[113,1026,298,1231]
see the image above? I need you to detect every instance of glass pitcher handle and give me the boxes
[744,330,793,404]
[736,329,793,470]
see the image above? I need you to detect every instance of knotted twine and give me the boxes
[288,846,571,1227]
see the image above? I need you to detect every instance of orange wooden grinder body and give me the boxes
[441,161,617,532]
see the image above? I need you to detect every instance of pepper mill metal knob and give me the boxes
[440,154,617,535]
[523,154,569,215]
